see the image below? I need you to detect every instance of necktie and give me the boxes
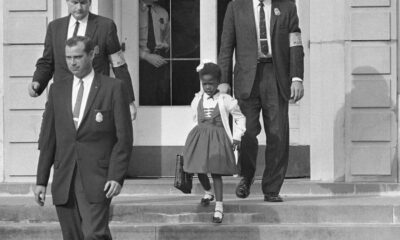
[73,21,80,37]
[259,0,269,56]
[73,79,84,129]
[147,5,156,52]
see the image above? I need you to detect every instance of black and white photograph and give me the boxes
[0,0,399,239]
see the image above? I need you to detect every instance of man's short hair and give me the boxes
[65,36,95,54]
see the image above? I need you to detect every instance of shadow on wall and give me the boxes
[326,65,394,186]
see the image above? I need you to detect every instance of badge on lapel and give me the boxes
[274,8,281,16]
[94,45,100,55]
[159,18,164,24]
[95,112,103,123]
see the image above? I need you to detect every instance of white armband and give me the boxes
[292,77,303,82]
[109,50,126,68]
[289,32,303,47]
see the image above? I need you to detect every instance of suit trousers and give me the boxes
[55,164,112,240]
[238,62,289,194]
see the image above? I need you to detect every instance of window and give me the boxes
[139,0,200,106]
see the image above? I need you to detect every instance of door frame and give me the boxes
[111,0,218,176]
[397,0,400,182]
[0,0,5,182]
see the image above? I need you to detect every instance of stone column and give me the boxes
[309,0,347,181]
[0,0,4,182]
[200,0,218,61]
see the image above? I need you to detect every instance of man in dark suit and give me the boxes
[28,0,137,120]
[218,0,304,202]
[34,36,133,240]
[139,0,170,105]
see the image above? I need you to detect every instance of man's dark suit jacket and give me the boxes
[218,0,304,100]
[36,73,133,205]
[33,13,135,102]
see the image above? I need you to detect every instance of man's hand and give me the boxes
[290,81,304,103]
[28,82,41,97]
[34,185,47,206]
[218,83,231,94]
[232,139,241,151]
[144,53,167,68]
[104,180,122,199]
[130,102,137,121]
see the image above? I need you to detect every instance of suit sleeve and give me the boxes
[106,21,135,102]
[108,80,133,186]
[218,2,236,86]
[32,22,55,96]
[288,4,304,80]
[36,85,56,186]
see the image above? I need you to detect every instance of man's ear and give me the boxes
[89,50,95,60]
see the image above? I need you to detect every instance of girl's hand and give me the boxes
[232,140,241,151]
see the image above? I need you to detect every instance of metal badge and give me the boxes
[274,8,281,16]
[95,112,103,123]
[94,45,100,55]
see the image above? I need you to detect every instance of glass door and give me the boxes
[119,0,204,177]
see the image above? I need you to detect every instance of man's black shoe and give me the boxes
[264,193,283,202]
[235,177,254,199]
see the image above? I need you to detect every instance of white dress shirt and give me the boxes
[253,0,302,82]
[72,69,94,127]
[67,14,89,39]
[253,0,272,58]
[203,93,219,118]
[139,1,170,59]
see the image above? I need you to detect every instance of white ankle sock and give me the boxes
[204,190,214,199]
[214,201,223,218]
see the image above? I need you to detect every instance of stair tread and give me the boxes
[2,222,400,240]
[2,195,400,207]
[2,179,400,197]
[2,221,400,227]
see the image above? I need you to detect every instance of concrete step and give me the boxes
[1,195,400,224]
[1,222,400,240]
[2,179,400,196]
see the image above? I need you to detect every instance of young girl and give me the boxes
[183,61,246,223]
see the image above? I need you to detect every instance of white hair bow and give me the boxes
[196,59,215,72]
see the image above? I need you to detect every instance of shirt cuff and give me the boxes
[139,49,150,59]
[292,77,303,82]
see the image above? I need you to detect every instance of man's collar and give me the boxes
[253,0,271,6]
[70,13,89,25]
[140,1,156,11]
[73,69,94,85]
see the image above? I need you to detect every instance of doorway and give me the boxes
[111,0,310,178]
